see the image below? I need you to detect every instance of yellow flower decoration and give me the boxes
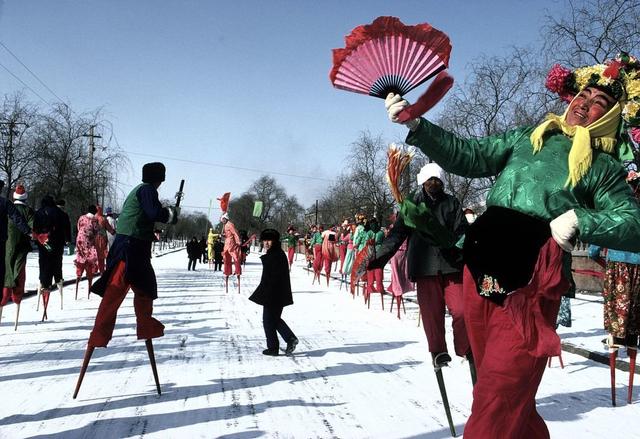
[626,79,640,99]
[623,100,640,120]
[574,65,606,89]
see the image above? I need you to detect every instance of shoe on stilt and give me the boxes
[262,348,279,356]
[285,338,299,355]
[432,352,452,370]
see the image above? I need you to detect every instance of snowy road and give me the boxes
[1,249,639,438]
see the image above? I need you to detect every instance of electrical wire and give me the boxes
[124,150,334,182]
[0,60,50,106]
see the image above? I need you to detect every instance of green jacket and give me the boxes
[282,233,297,247]
[406,119,640,252]
[309,231,323,246]
[5,202,34,286]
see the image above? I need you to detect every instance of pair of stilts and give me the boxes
[73,339,161,399]
[605,335,638,406]
[37,281,64,323]
[225,274,241,294]
[311,270,330,286]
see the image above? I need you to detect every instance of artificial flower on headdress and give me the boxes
[536,52,640,187]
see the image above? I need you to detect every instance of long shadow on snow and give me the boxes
[0,337,220,364]
[300,341,418,357]
[0,360,413,425]
[536,386,621,420]
[25,400,328,439]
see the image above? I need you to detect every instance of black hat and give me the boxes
[142,162,166,183]
[260,228,280,242]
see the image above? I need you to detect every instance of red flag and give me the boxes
[217,192,231,213]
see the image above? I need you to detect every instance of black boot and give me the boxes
[285,338,299,355]
[262,348,279,356]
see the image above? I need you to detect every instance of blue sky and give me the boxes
[0,0,562,217]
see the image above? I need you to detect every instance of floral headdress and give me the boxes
[546,52,640,145]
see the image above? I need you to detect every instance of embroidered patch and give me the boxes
[478,274,506,298]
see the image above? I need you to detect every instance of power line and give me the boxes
[124,150,334,182]
[0,60,50,106]
[0,41,66,104]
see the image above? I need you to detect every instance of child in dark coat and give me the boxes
[249,228,298,356]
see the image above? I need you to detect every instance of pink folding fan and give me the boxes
[330,16,453,122]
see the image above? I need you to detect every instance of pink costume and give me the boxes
[387,239,414,296]
[75,213,99,278]
[222,220,242,276]
[321,230,337,275]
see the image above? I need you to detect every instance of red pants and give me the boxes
[75,262,96,279]
[416,273,469,357]
[1,265,26,305]
[287,247,295,266]
[223,250,242,276]
[339,245,347,273]
[88,261,164,347]
[366,268,384,294]
[312,244,323,274]
[463,239,568,438]
[95,235,108,273]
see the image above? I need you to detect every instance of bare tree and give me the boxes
[0,92,37,197]
[543,0,640,67]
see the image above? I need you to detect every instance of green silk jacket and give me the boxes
[406,119,640,252]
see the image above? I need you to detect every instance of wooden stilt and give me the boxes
[225,276,229,293]
[145,339,161,395]
[610,348,618,406]
[0,305,3,324]
[237,275,241,294]
[37,287,41,311]
[629,348,637,404]
[41,290,50,322]
[59,281,64,310]
[73,344,96,399]
[13,303,20,331]
[75,278,80,300]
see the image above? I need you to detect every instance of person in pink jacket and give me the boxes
[221,212,242,292]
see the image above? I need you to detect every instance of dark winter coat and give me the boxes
[34,205,69,252]
[249,245,293,307]
[370,188,467,280]
[186,240,200,259]
[213,240,224,261]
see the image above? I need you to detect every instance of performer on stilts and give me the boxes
[283,226,297,270]
[588,170,640,406]
[73,162,179,398]
[385,52,640,438]
[321,226,337,286]
[337,220,350,275]
[0,184,34,329]
[74,205,99,300]
[309,225,323,284]
[95,205,115,274]
[365,218,385,308]
[33,195,68,322]
[220,204,242,293]
[340,222,355,288]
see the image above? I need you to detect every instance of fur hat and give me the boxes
[416,163,444,185]
[220,212,229,221]
[260,228,280,241]
[13,184,27,201]
[142,162,166,183]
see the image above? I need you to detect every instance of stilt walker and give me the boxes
[2,185,34,330]
[340,223,355,290]
[54,199,72,307]
[73,163,180,398]
[34,196,71,321]
[309,225,323,285]
[0,181,33,327]
[219,193,242,294]
[95,205,116,274]
[321,227,337,286]
[74,205,100,300]
[283,226,297,271]
[207,228,217,269]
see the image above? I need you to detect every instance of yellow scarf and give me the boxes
[530,102,621,187]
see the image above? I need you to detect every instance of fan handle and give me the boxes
[396,71,454,123]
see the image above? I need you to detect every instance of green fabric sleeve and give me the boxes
[399,198,455,248]
[405,119,531,178]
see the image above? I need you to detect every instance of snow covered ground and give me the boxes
[1,248,639,438]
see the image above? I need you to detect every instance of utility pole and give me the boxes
[82,125,102,204]
[0,121,28,198]
[315,199,318,225]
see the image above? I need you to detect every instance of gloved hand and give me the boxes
[168,206,180,225]
[550,209,578,252]
[385,93,420,130]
